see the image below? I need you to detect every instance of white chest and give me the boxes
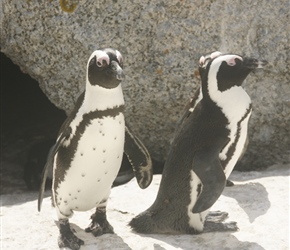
[187,170,208,232]
[54,114,125,213]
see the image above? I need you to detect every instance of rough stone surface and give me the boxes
[1,164,289,249]
[1,0,289,169]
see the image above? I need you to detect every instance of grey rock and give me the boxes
[1,0,289,169]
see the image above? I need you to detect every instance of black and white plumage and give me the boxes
[129,53,267,234]
[177,51,246,187]
[38,48,152,250]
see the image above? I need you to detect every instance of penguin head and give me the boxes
[87,48,124,89]
[202,54,268,96]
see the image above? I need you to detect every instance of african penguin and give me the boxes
[129,53,267,234]
[176,51,241,187]
[38,48,152,250]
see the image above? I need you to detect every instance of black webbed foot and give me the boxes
[206,211,229,222]
[203,211,238,232]
[203,220,239,233]
[203,211,238,233]
[58,219,84,250]
[85,206,114,237]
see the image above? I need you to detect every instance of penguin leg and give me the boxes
[203,220,239,233]
[85,204,114,237]
[58,218,84,250]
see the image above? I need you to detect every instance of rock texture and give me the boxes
[1,164,290,249]
[1,0,289,169]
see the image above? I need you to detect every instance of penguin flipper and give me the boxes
[191,149,226,214]
[37,127,71,212]
[124,125,153,189]
[37,145,55,212]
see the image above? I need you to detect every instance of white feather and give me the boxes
[187,170,208,232]
[186,54,252,230]
[54,114,125,219]
[63,83,124,147]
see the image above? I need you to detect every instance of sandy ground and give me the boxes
[1,164,289,250]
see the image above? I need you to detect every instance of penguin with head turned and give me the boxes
[129,52,267,234]
[38,48,152,250]
[176,51,249,187]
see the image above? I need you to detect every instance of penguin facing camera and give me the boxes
[38,48,152,250]
[24,138,139,190]
[129,52,268,234]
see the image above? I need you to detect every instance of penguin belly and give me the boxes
[54,114,125,217]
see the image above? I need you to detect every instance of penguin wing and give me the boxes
[191,141,227,213]
[174,87,202,134]
[124,125,153,189]
[38,91,84,211]
[37,126,72,212]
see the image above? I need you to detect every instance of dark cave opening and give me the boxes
[1,52,66,193]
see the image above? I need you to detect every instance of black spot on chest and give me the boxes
[54,105,124,191]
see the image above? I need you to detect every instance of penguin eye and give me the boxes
[225,55,243,67]
[115,50,123,67]
[91,50,110,68]
[96,56,110,68]
[96,61,103,67]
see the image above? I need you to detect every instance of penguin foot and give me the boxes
[206,211,229,222]
[129,211,161,234]
[85,220,114,237]
[85,207,114,237]
[58,219,84,250]
[203,221,239,233]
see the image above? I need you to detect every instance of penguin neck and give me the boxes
[202,80,251,123]
[83,81,124,112]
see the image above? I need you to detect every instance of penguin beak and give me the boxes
[111,61,125,81]
[243,57,268,69]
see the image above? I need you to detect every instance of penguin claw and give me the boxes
[85,207,114,237]
[58,219,84,249]
[206,211,229,222]
[58,231,84,250]
[85,224,103,237]
[203,220,239,233]
[85,220,114,236]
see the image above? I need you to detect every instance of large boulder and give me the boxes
[1,0,289,169]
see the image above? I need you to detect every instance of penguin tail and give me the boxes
[129,210,161,234]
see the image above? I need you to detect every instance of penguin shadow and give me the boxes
[54,221,132,250]
[222,164,290,222]
[231,164,290,181]
[0,190,53,207]
[222,181,270,223]
[135,231,265,250]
